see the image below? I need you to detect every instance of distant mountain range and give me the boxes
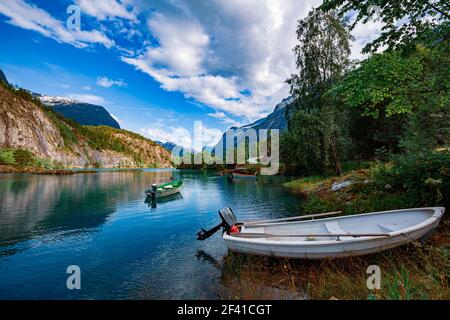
[35,94,121,129]
[155,141,194,156]
[158,96,294,154]
[0,68,120,129]
[211,96,294,152]
[237,96,293,132]
[156,141,178,152]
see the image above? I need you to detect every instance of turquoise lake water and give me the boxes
[0,169,302,299]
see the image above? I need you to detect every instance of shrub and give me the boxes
[0,149,16,165]
[372,151,450,208]
[13,149,36,166]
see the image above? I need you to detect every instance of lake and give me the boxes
[0,169,303,299]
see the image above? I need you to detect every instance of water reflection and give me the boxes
[0,170,174,246]
[0,170,303,299]
[144,193,184,208]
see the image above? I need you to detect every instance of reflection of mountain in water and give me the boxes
[0,171,174,246]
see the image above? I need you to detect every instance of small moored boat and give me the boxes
[228,168,258,181]
[232,172,257,179]
[145,179,183,198]
[197,207,445,259]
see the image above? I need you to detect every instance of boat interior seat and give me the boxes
[377,224,397,233]
[325,221,348,235]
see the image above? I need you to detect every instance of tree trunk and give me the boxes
[330,137,342,175]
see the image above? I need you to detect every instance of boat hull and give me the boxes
[231,173,257,179]
[146,186,182,198]
[223,207,445,259]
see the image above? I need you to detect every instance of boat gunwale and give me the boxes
[223,207,445,246]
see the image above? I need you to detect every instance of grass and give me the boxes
[226,158,450,300]
[218,219,449,300]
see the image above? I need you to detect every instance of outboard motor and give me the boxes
[197,207,239,240]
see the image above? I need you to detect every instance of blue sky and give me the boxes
[0,0,381,148]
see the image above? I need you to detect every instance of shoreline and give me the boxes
[0,165,175,175]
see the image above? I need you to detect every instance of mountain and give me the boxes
[156,141,193,156]
[156,141,178,151]
[0,85,173,168]
[35,94,121,129]
[0,69,9,86]
[212,96,294,152]
[239,96,293,132]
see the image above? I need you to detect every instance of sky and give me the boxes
[0,0,382,149]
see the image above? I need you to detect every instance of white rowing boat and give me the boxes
[198,207,445,259]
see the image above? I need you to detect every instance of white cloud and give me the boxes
[145,13,209,77]
[349,18,384,61]
[1,0,385,127]
[201,126,223,147]
[207,112,243,127]
[96,76,127,88]
[140,123,223,149]
[0,0,114,48]
[68,93,106,105]
[110,113,124,126]
[140,126,192,150]
[76,0,138,22]
[83,85,92,91]
[121,0,324,122]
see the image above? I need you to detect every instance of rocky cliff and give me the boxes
[0,85,173,168]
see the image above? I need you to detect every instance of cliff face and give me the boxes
[0,85,173,168]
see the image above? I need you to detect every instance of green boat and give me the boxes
[145,180,183,198]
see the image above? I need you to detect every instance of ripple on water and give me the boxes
[0,171,302,299]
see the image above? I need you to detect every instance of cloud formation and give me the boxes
[96,76,127,88]
[76,0,138,22]
[122,0,324,122]
[141,124,223,150]
[0,0,114,48]
[0,0,383,137]
[68,93,106,105]
[141,126,193,150]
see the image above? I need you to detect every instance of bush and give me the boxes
[13,149,36,166]
[372,151,450,208]
[0,149,16,165]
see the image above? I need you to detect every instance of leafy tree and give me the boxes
[13,149,35,166]
[284,9,353,174]
[287,9,352,103]
[329,28,450,153]
[320,0,450,53]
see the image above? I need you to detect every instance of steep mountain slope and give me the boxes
[239,97,293,132]
[0,85,172,168]
[212,97,294,151]
[156,141,178,152]
[36,94,121,129]
[0,69,9,86]
[155,140,193,156]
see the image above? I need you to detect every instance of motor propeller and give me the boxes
[197,207,238,240]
